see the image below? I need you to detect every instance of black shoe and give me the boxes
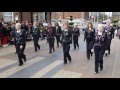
[68,58,72,63]
[49,51,52,53]
[108,52,110,55]
[91,53,93,57]
[19,63,23,66]
[24,55,26,62]
[35,50,37,52]
[105,53,108,56]
[64,62,67,64]
[87,57,90,60]
[94,71,98,74]
[38,46,40,50]
[100,68,103,71]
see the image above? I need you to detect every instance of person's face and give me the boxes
[48,23,52,27]
[26,22,28,25]
[106,21,110,26]
[88,23,92,28]
[33,22,37,26]
[74,25,77,28]
[63,24,67,29]
[15,24,20,30]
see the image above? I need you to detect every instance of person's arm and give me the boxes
[84,29,86,41]
[111,27,114,39]
[78,28,80,37]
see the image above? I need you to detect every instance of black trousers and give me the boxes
[33,36,40,51]
[73,36,79,49]
[106,39,112,54]
[48,38,55,53]
[14,39,17,53]
[86,41,93,59]
[63,43,71,63]
[94,45,105,72]
[16,43,26,65]
[56,35,61,47]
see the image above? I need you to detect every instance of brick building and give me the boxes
[0,12,89,23]
[0,12,51,23]
[51,12,89,20]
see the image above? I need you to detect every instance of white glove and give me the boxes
[45,37,47,39]
[91,49,94,53]
[105,50,108,54]
[20,45,23,49]
[70,44,72,46]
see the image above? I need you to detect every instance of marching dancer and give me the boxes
[84,22,95,59]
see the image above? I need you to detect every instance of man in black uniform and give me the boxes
[32,21,40,52]
[15,23,27,66]
[104,19,114,56]
[73,23,80,49]
[61,22,72,64]
[54,22,62,47]
[46,22,56,53]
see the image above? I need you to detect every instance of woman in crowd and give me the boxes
[61,22,72,64]
[73,23,80,49]
[94,24,107,73]
[84,22,95,60]
[32,21,40,52]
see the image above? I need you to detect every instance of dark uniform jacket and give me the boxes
[104,26,114,40]
[61,29,72,45]
[14,29,27,46]
[73,28,80,37]
[46,26,56,39]
[32,26,40,38]
[94,32,107,49]
[84,28,95,42]
[55,26,62,35]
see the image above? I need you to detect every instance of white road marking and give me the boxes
[0,57,44,78]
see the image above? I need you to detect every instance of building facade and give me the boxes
[0,12,89,23]
[51,12,89,20]
[112,12,120,21]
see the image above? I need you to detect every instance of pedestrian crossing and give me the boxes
[0,57,45,78]
[0,56,66,78]
[0,59,17,69]
[51,70,82,78]
[31,60,63,78]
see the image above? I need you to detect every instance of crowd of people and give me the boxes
[0,19,49,47]
[1,18,120,74]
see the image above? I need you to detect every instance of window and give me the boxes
[3,12,14,22]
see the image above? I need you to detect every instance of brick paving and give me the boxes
[0,32,120,78]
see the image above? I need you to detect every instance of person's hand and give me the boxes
[105,50,108,54]
[91,49,94,53]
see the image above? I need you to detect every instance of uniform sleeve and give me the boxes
[78,28,80,36]
[59,26,62,35]
[111,27,114,39]
[84,28,87,41]
[60,31,63,44]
